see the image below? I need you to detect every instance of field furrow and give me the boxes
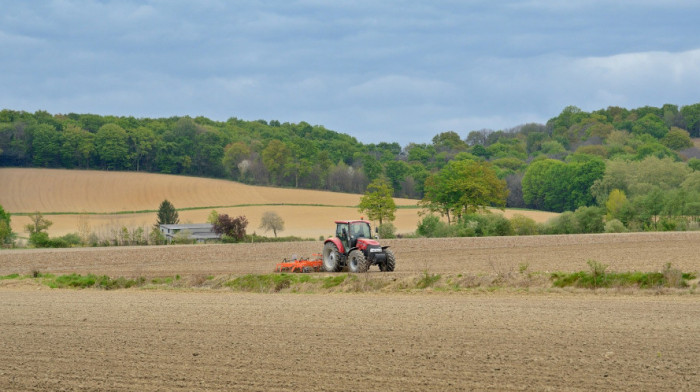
[0,291,697,391]
[1,232,698,277]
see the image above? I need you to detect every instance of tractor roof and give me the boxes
[334,219,371,225]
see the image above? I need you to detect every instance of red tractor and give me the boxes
[322,219,396,273]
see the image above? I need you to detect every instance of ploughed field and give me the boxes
[2,232,699,390]
[1,290,698,391]
[1,232,698,277]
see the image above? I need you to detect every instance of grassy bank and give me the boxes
[1,262,696,294]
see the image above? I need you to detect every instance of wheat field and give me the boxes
[0,168,558,238]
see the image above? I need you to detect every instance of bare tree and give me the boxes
[259,211,284,237]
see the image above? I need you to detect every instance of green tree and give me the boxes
[222,142,251,179]
[522,159,564,210]
[605,189,628,220]
[207,210,219,224]
[548,105,586,135]
[258,211,285,237]
[24,212,52,235]
[641,188,665,229]
[406,143,435,164]
[192,129,226,177]
[540,140,566,156]
[384,160,410,193]
[432,131,467,152]
[0,204,13,246]
[357,153,383,181]
[661,127,693,150]
[285,153,313,188]
[523,158,604,212]
[156,199,179,226]
[358,178,397,226]
[31,124,62,167]
[61,125,94,168]
[261,140,290,184]
[96,123,130,170]
[632,113,668,139]
[420,160,507,224]
[128,126,156,171]
[688,158,700,172]
[680,103,700,137]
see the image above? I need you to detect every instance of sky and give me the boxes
[1,1,700,144]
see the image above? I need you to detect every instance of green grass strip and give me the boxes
[551,270,696,289]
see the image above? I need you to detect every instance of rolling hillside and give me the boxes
[0,168,558,238]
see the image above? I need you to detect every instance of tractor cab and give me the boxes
[335,220,372,249]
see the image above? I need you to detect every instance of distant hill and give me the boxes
[2,104,698,231]
[0,168,558,238]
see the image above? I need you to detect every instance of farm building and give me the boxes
[159,223,220,243]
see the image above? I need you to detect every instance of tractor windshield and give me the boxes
[350,222,371,239]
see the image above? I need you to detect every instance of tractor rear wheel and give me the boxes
[379,249,396,272]
[322,242,343,272]
[347,249,369,273]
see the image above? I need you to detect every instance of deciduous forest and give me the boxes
[2,103,699,232]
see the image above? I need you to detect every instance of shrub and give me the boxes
[483,214,514,236]
[550,262,694,289]
[604,219,628,233]
[574,206,605,233]
[510,214,538,235]
[453,218,480,237]
[417,214,450,237]
[59,232,83,246]
[659,217,687,231]
[45,274,145,289]
[29,232,70,248]
[149,226,166,245]
[172,229,195,244]
[213,214,248,241]
[29,232,50,247]
[453,213,513,237]
[542,211,579,234]
[416,270,441,289]
[377,222,396,239]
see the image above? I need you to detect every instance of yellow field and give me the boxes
[0,168,558,238]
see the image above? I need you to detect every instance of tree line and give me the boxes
[1,103,699,230]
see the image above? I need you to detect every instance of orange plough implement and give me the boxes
[275,254,323,273]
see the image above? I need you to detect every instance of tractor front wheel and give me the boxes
[383,249,396,272]
[347,249,369,273]
[322,242,343,272]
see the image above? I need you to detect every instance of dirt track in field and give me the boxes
[1,231,699,277]
[0,290,698,391]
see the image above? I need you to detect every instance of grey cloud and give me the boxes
[1,1,700,144]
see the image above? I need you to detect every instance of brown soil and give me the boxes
[1,232,698,277]
[1,232,699,390]
[0,290,697,391]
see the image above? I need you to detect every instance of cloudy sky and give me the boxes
[2,1,699,143]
